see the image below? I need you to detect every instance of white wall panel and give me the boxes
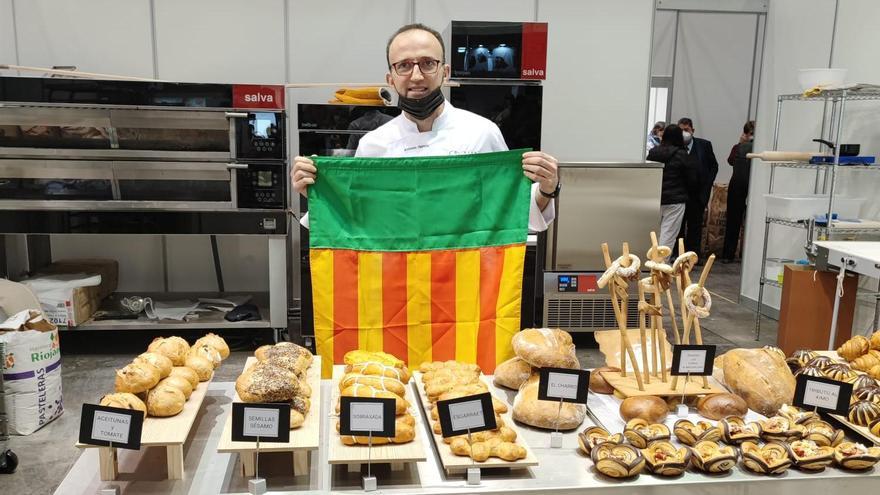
[0,0,18,75]
[154,0,286,83]
[671,12,760,184]
[414,0,535,27]
[537,0,654,162]
[13,0,154,77]
[740,0,836,310]
[652,9,676,77]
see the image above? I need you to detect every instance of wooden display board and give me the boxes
[413,371,539,474]
[327,365,427,466]
[216,356,322,476]
[75,377,212,481]
[600,370,725,397]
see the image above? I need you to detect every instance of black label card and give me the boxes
[232,402,291,443]
[794,374,853,415]
[670,344,716,376]
[537,367,590,403]
[79,404,144,450]
[338,396,396,438]
[436,392,497,438]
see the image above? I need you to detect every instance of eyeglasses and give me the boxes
[390,58,441,76]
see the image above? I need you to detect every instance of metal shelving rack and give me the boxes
[755,89,880,340]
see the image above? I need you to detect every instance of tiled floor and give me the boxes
[0,261,775,494]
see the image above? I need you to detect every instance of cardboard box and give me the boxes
[27,259,118,327]
[777,263,857,355]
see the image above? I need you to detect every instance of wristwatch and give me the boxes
[539,179,561,199]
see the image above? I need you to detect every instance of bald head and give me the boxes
[386,23,445,67]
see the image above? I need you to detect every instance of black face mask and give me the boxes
[397,87,444,120]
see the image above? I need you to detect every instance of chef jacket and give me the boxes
[300,100,555,232]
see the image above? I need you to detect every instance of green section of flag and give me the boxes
[308,149,531,251]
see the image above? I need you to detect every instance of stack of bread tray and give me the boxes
[494,328,588,431]
[414,360,539,474]
[790,347,880,446]
[217,342,320,477]
[75,333,229,481]
[327,351,427,467]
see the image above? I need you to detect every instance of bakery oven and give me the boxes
[0,77,287,230]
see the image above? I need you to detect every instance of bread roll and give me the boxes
[512,328,579,369]
[185,355,214,381]
[620,396,668,423]
[100,392,147,414]
[236,362,301,403]
[157,375,194,399]
[493,357,532,390]
[697,394,749,420]
[169,366,200,389]
[115,362,161,394]
[194,333,229,359]
[256,343,313,375]
[189,343,222,369]
[136,352,173,378]
[512,375,585,430]
[147,336,190,366]
[589,367,620,394]
[146,383,186,417]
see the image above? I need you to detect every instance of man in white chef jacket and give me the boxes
[292,23,560,231]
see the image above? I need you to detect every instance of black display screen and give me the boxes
[450,84,542,151]
[451,21,522,79]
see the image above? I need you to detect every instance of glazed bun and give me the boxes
[146,383,186,417]
[147,336,191,366]
[157,375,194,400]
[189,343,222,369]
[114,362,161,394]
[194,333,229,359]
[100,392,147,414]
[169,366,200,389]
[185,355,214,381]
[136,352,173,378]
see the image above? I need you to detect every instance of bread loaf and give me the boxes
[169,366,200,389]
[185,355,214,381]
[114,362,160,394]
[512,375,585,430]
[589,367,620,394]
[236,362,301,403]
[136,352,173,378]
[189,343,222,369]
[157,375,194,400]
[620,396,668,423]
[697,394,748,420]
[493,357,532,390]
[146,383,186,417]
[193,333,230,359]
[718,348,796,416]
[100,393,147,414]
[512,328,579,369]
[339,373,406,398]
[147,336,191,366]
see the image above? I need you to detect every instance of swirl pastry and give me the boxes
[623,418,670,448]
[591,443,645,478]
[720,416,760,444]
[673,419,720,446]
[690,440,737,473]
[758,416,804,443]
[577,426,624,456]
[778,404,818,425]
[803,420,844,447]
[642,441,690,476]
[787,439,835,471]
[741,441,791,475]
[834,442,880,470]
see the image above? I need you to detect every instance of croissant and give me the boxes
[345,362,411,383]
[449,437,526,462]
[852,350,880,372]
[871,331,880,351]
[869,365,880,381]
[838,335,870,361]
[340,373,406,398]
[336,384,409,415]
[337,414,415,444]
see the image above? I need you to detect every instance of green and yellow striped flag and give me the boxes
[309,149,531,378]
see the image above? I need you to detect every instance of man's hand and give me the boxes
[522,151,559,195]
[292,156,317,197]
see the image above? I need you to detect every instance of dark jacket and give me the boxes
[729,139,753,194]
[689,137,719,205]
[647,144,698,205]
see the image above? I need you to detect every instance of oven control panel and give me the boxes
[235,111,285,160]
[237,165,285,209]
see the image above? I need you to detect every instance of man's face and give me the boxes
[386,29,449,100]
[679,123,694,134]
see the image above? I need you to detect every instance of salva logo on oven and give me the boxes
[233,84,285,110]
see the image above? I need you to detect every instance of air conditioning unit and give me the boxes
[542,272,639,332]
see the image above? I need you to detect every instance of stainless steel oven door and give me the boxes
[0,159,239,210]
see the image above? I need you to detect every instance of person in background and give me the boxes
[646,121,665,153]
[677,117,718,256]
[647,124,698,254]
[722,120,755,263]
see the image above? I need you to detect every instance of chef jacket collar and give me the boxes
[399,99,452,133]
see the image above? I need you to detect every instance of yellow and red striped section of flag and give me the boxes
[311,244,525,378]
